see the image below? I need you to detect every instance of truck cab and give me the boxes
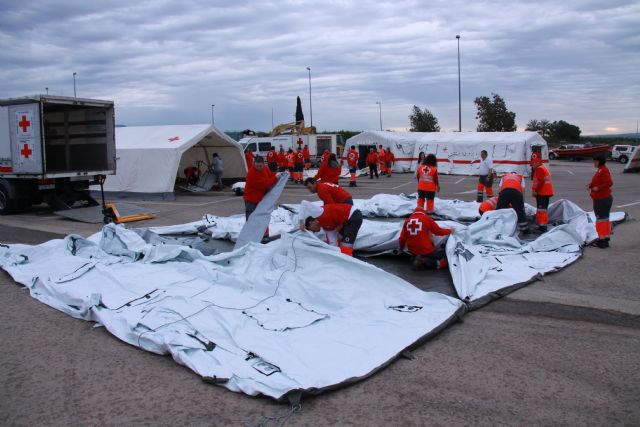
[611,144,634,163]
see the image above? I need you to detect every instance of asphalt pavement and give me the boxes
[1,160,639,426]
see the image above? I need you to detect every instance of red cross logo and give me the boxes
[407,217,423,236]
[20,143,33,159]
[297,137,303,147]
[168,136,180,142]
[18,115,31,133]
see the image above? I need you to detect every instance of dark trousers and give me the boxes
[593,196,613,221]
[268,163,278,172]
[244,201,258,220]
[341,209,363,245]
[413,249,446,270]
[497,188,527,227]
[341,198,354,205]
[368,163,378,178]
[536,195,550,211]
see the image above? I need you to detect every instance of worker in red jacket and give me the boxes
[384,150,395,178]
[277,146,287,172]
[399,207,453,270]
[497,172,528,231]
[266,146,278,172]
[314,153,341,184]
[303,145,311,169]
[346,145,359,187]
[366,148,379,179]
[244,156,278,239]
[286,148,296,181]
[304,178,353,205]
[531,155,554,232]
[478,196,499,216]
[299,200,363,256]
[244,148,255,169]
[588,154,614,248]
[416,154,439,214]
[293,147,305,184]
[377,145,387,175]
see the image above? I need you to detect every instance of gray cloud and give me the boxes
[0,0,638,134]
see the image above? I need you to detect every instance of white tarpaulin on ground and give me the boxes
[96,125,246,199]
[0,226,464,400]
[347,131,548,176]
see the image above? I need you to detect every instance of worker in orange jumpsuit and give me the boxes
[277,146,287,172]
[588,154,614,248]
[476,149,495,202]
[346,145,359,187]
[497,172,528,231]
[303,145,311,169]
[399,207,453,270]
[304,178,353,205]
[314,153,341,184]
[384,150,395,178]
[416,154,439,214]
[244,148,255,169]
[244,156,278,240]
[266,146,278,172]
[294,147,305,183]
[478,196,499,216]
[286,149,296,183]
[366,148,379,179]
[531,154,554,232]
[378,145,387,175]
[299,200,363,256]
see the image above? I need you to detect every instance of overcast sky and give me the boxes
[1,0,638,134]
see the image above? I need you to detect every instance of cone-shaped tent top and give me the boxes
[295,96,304,123]
[99,124,246,199]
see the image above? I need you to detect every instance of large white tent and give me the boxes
[99,125,246,199]
[347,131,548,176]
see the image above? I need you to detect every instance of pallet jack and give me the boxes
[98,175,157,224]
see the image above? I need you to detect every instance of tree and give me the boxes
[474,93,517,132]
[548,120,581,141]
[526,118,551,137]
[409,105,440,132]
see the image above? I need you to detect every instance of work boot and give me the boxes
[538,225,548,233]
[596,239,608,249]
[353,181,358,187]
[349,181,355,187]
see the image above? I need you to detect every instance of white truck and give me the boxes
[0,95,116,214]
[610,144,635,164]
[239,134,344,166]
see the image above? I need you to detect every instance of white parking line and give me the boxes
[615,201,640,208]
[455,190,477,195]
[391,181,413,190]
[126,196,240,207]
[454,177,466,184]
[567,170,575,175]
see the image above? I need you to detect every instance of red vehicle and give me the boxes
[548,143,609,160]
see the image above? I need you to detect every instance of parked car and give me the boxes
[610,145,635,164]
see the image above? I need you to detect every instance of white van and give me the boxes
[239,134,343,166]
[611,145,635,163]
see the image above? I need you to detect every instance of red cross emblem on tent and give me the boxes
[407,217,423,236]
[168,136,180,142]
[18,115,31,133]
[20,143,33,159]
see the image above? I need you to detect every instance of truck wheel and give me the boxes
[619,155,628,164]
[0,182,17,215]
[548,152,557,160]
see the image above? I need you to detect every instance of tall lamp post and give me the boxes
[376,101,383,131]
[211,104,215,125]
[45,87,49,95]
[306,67,313,128]
[73,72,77,97]
[456,35,461,132]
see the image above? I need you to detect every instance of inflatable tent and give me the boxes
[346,131,548,176]
[99,125,246,199]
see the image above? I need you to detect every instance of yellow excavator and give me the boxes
[270,96,316,136]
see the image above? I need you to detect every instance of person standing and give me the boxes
[497,172,528,231]
[304,178,353,205]
[366,148,379,179]
[588,154,614,248]
[416,154,439,214]
[399,207,453,270]
[244,148,255,170]
[531,155,554,232]
[378,145,387,175]
[286,149,296,183]
[244,156,278,239]
[212,152,224,190]
[476,149,495,202]
[303,144,311,169]
[346,145,359,187]
[385,149,395,178]
[266,146,278,172]
[314,153,341,184]
[294,147,305,183]
[277,146,287,172]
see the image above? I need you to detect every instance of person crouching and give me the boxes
[299,200,363,256]
[399,207,453,270]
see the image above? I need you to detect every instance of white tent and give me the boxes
[347,131,548,176]
[99,125,246,199]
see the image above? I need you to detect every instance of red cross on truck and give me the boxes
[18,115,31,133]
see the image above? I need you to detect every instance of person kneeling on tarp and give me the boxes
[399,207,453,270]
[497,172,528,231]
[298,200,363,256]
[478,196,499,216]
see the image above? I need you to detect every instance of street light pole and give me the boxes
[45,87,49,95]
[211,104,215,125]
[376,101,383,131]
[456,35,461,132]
[73,72,77,97]
[306,67,313,128]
